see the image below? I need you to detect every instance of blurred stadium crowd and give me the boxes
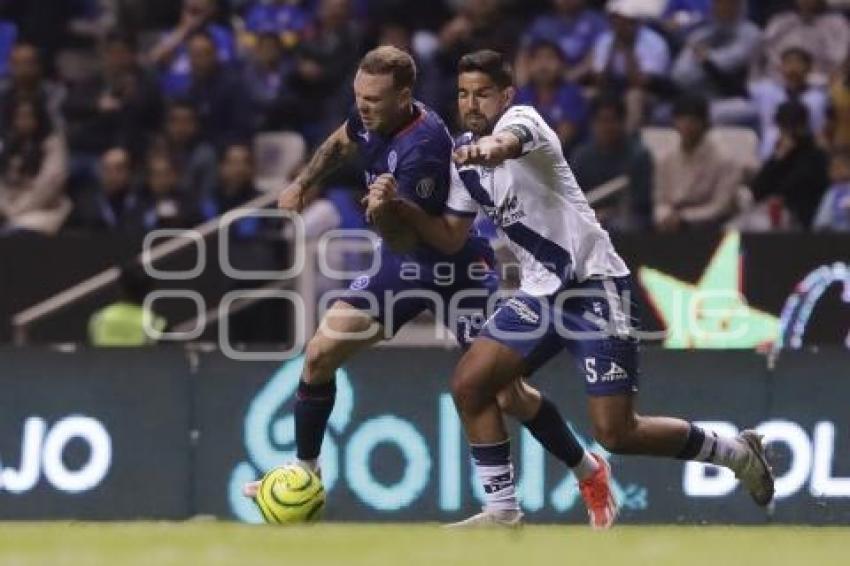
[1,0,850,241]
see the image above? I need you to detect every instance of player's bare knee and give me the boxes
[593,422,634,454]
[450,370,489,416]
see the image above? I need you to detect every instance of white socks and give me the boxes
[470,441,520,511]
[474,461,519,511]
[572,452,600,482]
[697,431,750,474]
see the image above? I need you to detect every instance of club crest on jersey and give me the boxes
[351,275,370,290]
[388,150,398,174]
[415,177,435,199]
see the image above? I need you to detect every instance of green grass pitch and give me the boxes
[0,523,845,566]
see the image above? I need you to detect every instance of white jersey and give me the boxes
[447,105,629,296]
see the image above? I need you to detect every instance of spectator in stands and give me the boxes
[0,20,17,79]
[592,1,671,132]
[63,31,163,160]
[242,0,313,50]
[436,0,522,67]
[434,0,523,119]
[515,40,587,153]
[0,98,70,236]
[752,100,830,229]
[376,22,441,110]
[571,94,653,231]
[150,101,218,199]
[203,143,265,239]
[812,149,850,231]
[88,263,166,347]
[70,147,145,234]
[654,94,741,232]
[139,153,200,230]
[520,0,608,83]
[242,32,295,132]
[762,0,850,84]
[660,0,712,41]
[149,0,237,97]
[183,30,253,148]
[750,47,828,159]
[0,42,64,132]
[827,52,850,149]
[289,0,363,143]
[671,0,761,126]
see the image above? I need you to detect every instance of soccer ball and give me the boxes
[254,464,325,524]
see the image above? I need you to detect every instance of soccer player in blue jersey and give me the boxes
[366,49,775,526]
[244,46,616,526]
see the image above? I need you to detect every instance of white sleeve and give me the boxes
[494,105,548,155]
[445,164,480,217]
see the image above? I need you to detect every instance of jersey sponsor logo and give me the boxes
[483,471,513,494]
[602,361,629,382]
[585,358,629,384]
[388,150,398,174]
[504,297,540,324]
[484,194,526,227]
[415,177,436,199]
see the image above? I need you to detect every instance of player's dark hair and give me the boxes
[589,93,626,120]
[358,45,417,90]
[672,93,710,123]
[457,49,514,89]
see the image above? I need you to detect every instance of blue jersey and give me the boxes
[345,102,493,278]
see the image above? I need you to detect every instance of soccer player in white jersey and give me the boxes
[366,50,775,526]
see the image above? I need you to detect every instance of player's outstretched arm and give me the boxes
[365,175,472,255]
[278,124,357,211]
[452,130,522,168]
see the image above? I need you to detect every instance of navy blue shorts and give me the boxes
[336,252,499,349]
[479,276,640,396]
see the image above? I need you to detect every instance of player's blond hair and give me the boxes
[358,46,417,90]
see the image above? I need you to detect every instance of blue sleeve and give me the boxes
[395,147,450,215]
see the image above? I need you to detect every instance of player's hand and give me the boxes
[453,141,500,167]
[362,174,397,223]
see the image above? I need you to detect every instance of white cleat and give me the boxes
[242,479,260,498]
[445,508,524,529]
[736,430,775,507]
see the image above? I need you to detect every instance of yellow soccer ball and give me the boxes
[255,464,325,524]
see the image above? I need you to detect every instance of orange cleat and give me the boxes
[578,454,619,530]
